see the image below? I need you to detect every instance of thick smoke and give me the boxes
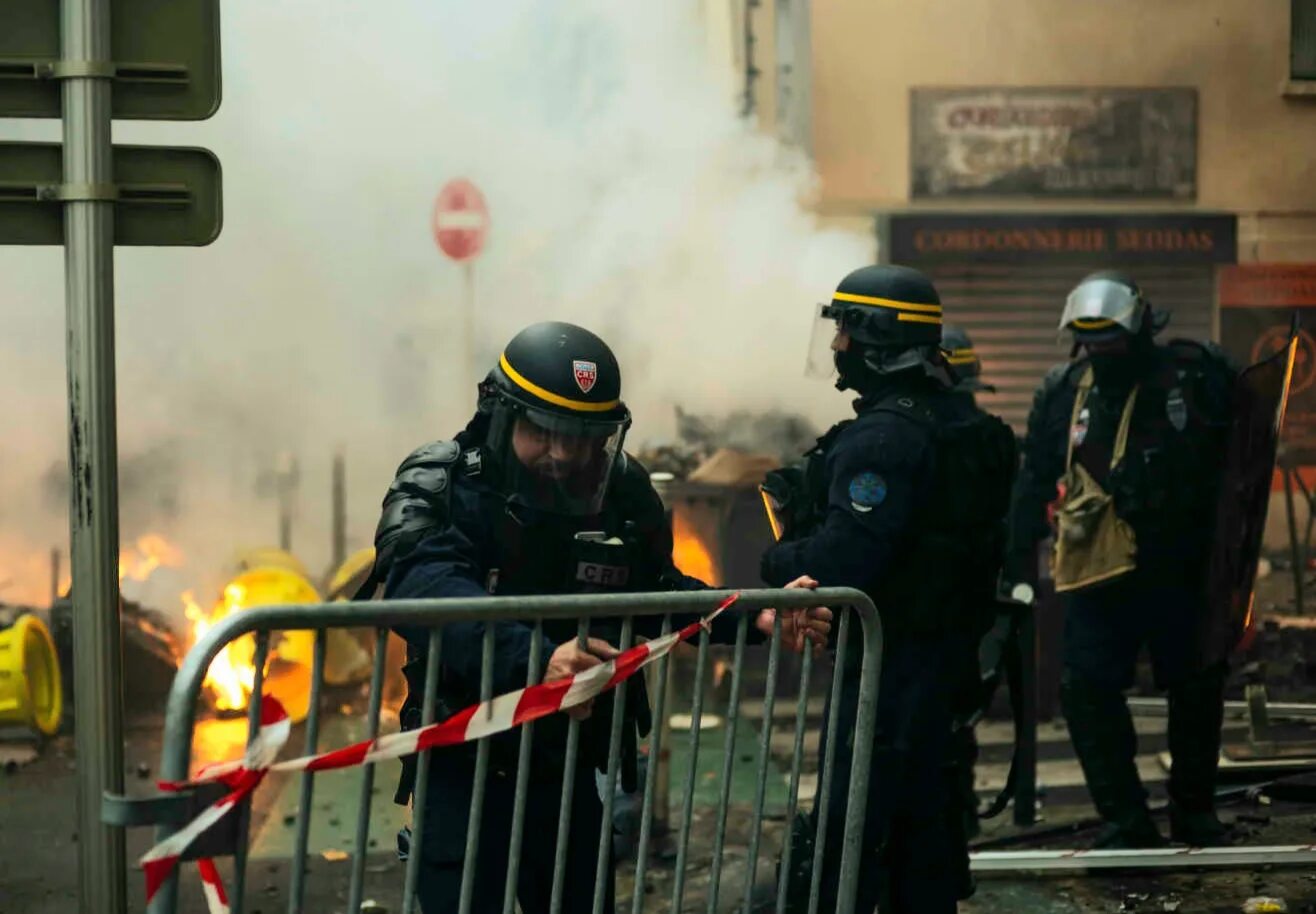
[0,1,869,611]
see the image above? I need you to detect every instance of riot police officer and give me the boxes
[940,323,1000,900]
[1006,271,1235,849]
[372,321,829,914]
[943,324,996,405]
[761,267,1017,913]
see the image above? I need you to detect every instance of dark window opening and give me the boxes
[1294,0,1316,80]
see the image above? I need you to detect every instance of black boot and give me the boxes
[1061,673,1165,848]
[1167,664,1230,847]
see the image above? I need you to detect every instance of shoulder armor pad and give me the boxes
[395,439,461,477]
[374,439,462,579]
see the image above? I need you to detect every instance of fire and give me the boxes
[119,533,184,583]
[671,510,717,583]
[50,532,185,598]
[183,587,258,712]
[181,568,320,720]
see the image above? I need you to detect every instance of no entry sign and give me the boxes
[432,178,489,262]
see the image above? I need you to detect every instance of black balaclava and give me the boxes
[1087,329,1156,393]
[834,346,877,395]
[835,343,928,407]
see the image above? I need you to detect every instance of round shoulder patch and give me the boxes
[848,472,887,512]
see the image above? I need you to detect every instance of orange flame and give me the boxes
[52,532,185,597]
[119,533,184,583]
[183,586,258,712]
[671,510,717,583]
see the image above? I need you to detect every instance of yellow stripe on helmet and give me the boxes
[896,312,943,325]
[498,353,621,413]
[1070,317,1118,330]
[832,291,943,315]
[944,348,977,365]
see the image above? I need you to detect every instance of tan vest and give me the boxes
[1050,366,1140,593]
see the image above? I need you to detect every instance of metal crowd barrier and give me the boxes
[137,587,882,914]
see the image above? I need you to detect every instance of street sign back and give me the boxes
[0,142,222,245]
[0,0,220,120]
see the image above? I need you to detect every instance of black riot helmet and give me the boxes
[941,324,995,394]
[1059,270,1167,348]
[484,321,632,516]
[807,264,945,390]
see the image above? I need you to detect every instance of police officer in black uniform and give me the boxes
[943,324,996,406]
[1006,271,1235,848]
[371,321,830,914]
[939,324,1001,901]
[762,267,1017,913]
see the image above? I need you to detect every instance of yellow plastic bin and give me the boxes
[325,547,375,602]
[227,546,311,581]
[0,613,64,736]
[212,565,321,724]
[321,548,377,687]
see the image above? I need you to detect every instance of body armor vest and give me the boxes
[804,392,1016,638]
[1069,344,1227,551]
[386,441,654,802]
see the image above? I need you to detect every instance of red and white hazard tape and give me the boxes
[142,594,740,912]
[196,859,230,914]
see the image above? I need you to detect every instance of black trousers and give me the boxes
[1061,569,1226,823]
[814,633,960,914]
[1063,571,1204,691]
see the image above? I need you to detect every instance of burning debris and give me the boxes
[44,534,190,722]
[638,409,806,588]
[182,587,256,712]
[638,407,819,479]
[671,511,717,583]
[48,595,181,720]
[35,534,377,729]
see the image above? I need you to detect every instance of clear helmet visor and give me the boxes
[489,405,628,516]
[1059,278,1145,337]
[805,303,841,379]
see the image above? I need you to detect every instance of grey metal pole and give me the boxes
[61,0,126,908]
[1013,605,1038,827]
[462,261,476,397]
[279,493,293,553]
[277,454,297,553]
[651,646,673,835]
[50,547,62,605]
[1284,463,1305,614]
[331,451,347,572]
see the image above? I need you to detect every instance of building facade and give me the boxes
[697,0,1314,548]
[740,0,1316,429]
